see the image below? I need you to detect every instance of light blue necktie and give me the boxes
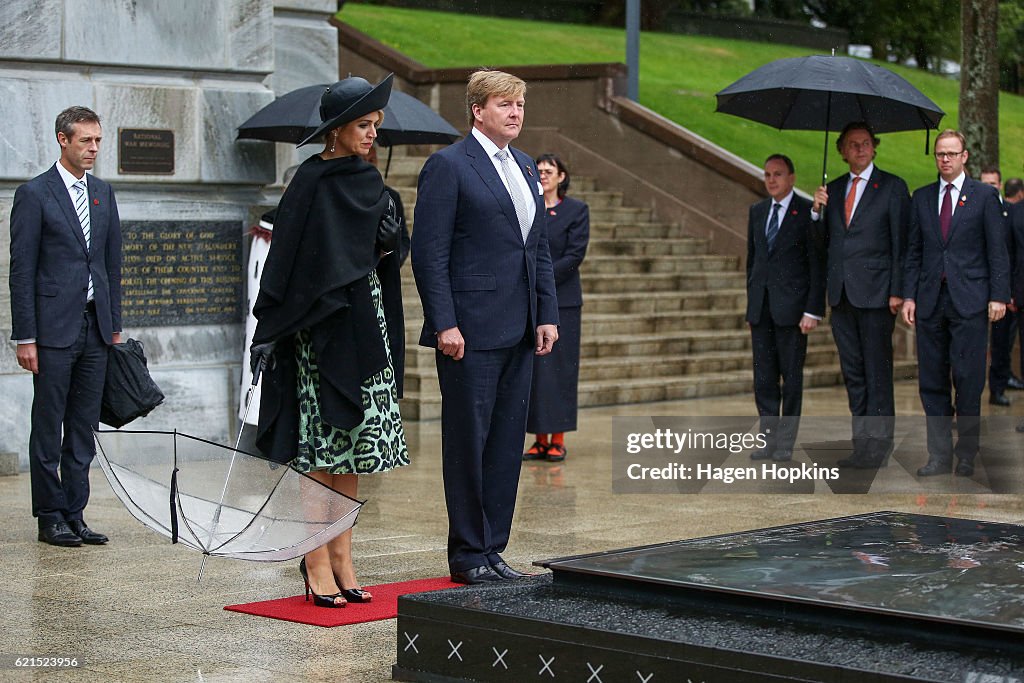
[495,149,532,242]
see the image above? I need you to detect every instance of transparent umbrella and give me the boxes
[93,427,362,580]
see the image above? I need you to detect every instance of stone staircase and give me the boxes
[384,150,912,420]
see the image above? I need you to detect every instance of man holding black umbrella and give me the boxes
[812,122,910,469]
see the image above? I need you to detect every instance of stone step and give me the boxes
[578,328,836,359]
[583,289,748,313]
[582,271,748,293]
[587,206,652,223]
[588,222,691,240]
[582,254,740,275]
[399,360,919,420]
[588,237,711,257]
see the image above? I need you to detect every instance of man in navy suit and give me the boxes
[746,154,825,462]
[812,122,910,468]
[412,70,559,584]
[9,106,122,546]
[902,129,1010,477]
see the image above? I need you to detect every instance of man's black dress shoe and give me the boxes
[989,392,1010,406]
[450,565,504,585]
[38,522,82,547]
[490,559,533,580]
[749,448,773,461]
[1007,376,1024,391]
[67,520,108,545]
[917,460,952,477]
[954,460,975,477]
[771,450,792,462]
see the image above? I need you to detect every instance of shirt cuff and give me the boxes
[16,339,36,345]
[803,313,822,321]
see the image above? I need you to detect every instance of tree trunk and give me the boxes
[959,0,999,174]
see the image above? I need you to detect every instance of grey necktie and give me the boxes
[73,180,94,301]
[495,149,532,241]
[766,202,781,253]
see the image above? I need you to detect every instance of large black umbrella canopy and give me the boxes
[236,84,461,147]
[715,55,944,183]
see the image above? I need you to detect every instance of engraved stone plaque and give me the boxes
[118,128,175,174]
[120,221,243,326]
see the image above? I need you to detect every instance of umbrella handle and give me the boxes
[821,92,831,187]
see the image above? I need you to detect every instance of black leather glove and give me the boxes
[249,341,276,382]
[376,196,401,255]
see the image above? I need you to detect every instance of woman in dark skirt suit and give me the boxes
[523,154,590,462]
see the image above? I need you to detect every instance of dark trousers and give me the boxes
[830,294,896,455]
[916,284,988,463]
[29,307,108,528]
[988,308,1017,394]
[750,300,808,452]
[436,337,533,572]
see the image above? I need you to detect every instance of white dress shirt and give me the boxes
[471,127,537,219]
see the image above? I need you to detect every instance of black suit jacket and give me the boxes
[412,133,558,350]
[821,167,910,308]
[545,195,589,308]
[1011,201,1024,306]
[904,177,1010,318]
[746,194,825,326]
[9,165,122,346]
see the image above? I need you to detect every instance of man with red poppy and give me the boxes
[746,154,825,462]
[9,106,123,547]
[812,121,910,469]
[901,129,1010,477]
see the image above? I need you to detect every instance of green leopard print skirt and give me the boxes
[290,271,409,475]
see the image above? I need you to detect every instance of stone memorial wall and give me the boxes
[0,0,339,465]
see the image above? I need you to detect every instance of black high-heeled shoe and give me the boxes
[299,558,347,608]
[330,569,373,603]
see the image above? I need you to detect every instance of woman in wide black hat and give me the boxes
[251,74,408,608]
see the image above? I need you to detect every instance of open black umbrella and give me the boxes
[715,55,944,183]
[237,84,461,147]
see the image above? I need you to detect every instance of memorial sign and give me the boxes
[118,128,175,174]
[120,221,243,326]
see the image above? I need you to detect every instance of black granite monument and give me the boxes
[393,512,1024,682]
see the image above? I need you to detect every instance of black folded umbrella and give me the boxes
[715,55,944,183]
[100,338,165,428]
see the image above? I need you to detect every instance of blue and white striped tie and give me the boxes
[73,180,94,301]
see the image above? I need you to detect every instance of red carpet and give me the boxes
[224,576,460,627]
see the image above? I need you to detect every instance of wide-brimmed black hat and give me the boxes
[297,73,394,147]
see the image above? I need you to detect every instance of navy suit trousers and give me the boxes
[436,337,534,572]
[30,307,107,527]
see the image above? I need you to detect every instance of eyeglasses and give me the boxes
[934,151,964,160]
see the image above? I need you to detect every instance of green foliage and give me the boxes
[338,3,1024,191]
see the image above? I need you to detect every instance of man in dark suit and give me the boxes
[412,70,559,584]
[980,166,1022,406]
[812,122,910,468]
[9,106,123,546]
[746,154,825,462]
[1010,200,1024,433]
[902,129,1010,477]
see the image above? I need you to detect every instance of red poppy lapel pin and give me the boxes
[93,198,99,205]
[872,183,879,189]
[549,209,557,216]
[959,194,967,207]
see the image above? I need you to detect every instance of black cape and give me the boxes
[252,154,404,465]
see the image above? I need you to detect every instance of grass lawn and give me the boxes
[338,3,1024,194]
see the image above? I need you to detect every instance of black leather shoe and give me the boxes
[749,448,773,461]
[38,522,82,547]
[67,520,108,545]
[771,450,793,462]
[989,392,1010,406]
[954,460,975,477]
[1007,376,1024,391]
[450,565,504,585]
[917,460,952,477]
[490,559,533,580]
